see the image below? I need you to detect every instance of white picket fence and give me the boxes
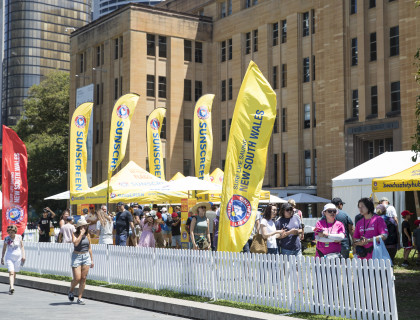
[0,242,397,320]
[0,228,61,243]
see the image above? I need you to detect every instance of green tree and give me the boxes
[14,70,69,214]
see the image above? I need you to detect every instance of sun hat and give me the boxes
[401,210,414,217]
[161,207,168,213]
[380,197,389,202]
[76,219,88,228]
[7,225,18,232]
[191,202,211,215]
[322,203,337,214]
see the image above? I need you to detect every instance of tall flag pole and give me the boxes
[146,107,166,180]
[69,102,93,203]
[217,61,277,252]
[194,94,214,180]
[2,126,28,238]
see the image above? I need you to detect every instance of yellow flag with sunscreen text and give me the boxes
[108,93,140,179]
[69,102,93,194]
[217,61,277,252]
[194,94,215,180]
[147,107,166,180]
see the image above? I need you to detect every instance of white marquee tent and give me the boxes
[332,151,420,222]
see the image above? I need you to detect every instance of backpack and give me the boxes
[384,216,398,246]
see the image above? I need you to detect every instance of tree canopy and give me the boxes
[14,70,69,214]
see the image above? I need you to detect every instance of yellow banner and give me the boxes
[372,162,420,192]
[108,93,140,179]
[194,94,215,180]
[69,102,93,194]
[217,61,277,252]
[147,107,166,180]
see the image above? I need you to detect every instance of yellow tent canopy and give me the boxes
[170,172,185,181]
[372,162,420,192]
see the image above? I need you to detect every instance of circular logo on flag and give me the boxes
[6,206,24,224]
[110,193,116,199]
[374,182,377,187]
[75,115,86,128]
[197,106,210,120]
[226,195,252,227]
[116,104,130,119]
[182,231,188,240]
[150,118,160,130]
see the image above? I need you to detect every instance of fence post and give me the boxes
[153,248,157,290]
[211,251,217,301]
[38,243,42,275]
[106,245,110,284]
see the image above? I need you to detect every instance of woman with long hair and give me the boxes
[96,208,113,245]
[190,202,211,250]
[68,219,94,304]
[276,203,303,256]
[138,211,157,248]
[260,204,283,254]
[59,209,70,228]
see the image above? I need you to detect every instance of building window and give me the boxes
[311,9,315,34]
[79,53,85,73]
[304,104,311,129]
[221,41,226,62]
[281,20,287,43]
[370,32,377,61]
[114,38,119,59]
[160,118,166,139]
[228,39,232,60]
[221,80,226,101]
[228,0,232,15]
[272,22,279,46]
[351,38,358,66]
[228,78,233,100]
[184,40,192,62]
[352,89,359,118]
[158,76,166,98]
[303,57,310,83]
[312,55,316,81]
[147,34,155,56]
[96,84,100,105]
[303,12,309,37]
[272,66,278,89]
[195,80,202,101]
[245,32,251,54]
[369,0,376,8]
[221,119,226,141]
[304,150,311,186]
[313,102,316,127]
[282,108,287,132]
[159,36,167,58]
[229,118,232,133]
[119,36,123,58]
[390,26,399,57]
[119,76,123,96]
[244,0,257,8]
[114,78,118,99]
[100,83,104,104]
[183,159,192,176]
[195,42,203,63]
[95,122,99,144]
[274,154,279,186]
[184,79,192,101]
[253,29,258,52]
[281,64,287,88]
[371,86,378,115]
[282,153,287,186]
[220,1,226,18]
[313,149,317,185]
[390,81,400,111]
[350,0,357,14]
[184,119,192,141]
[273,109,279,133]
[96,46,101,67]
[147,75,155,97]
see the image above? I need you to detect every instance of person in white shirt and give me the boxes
[96,208,114,245]
[260,204,285,254]
[60,216,76,243]
[380,197,398,226]
[206,204,217,250]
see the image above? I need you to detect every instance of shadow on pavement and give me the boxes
[50,302,73,306]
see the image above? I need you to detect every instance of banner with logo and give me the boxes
[180,198,196,249]
[69,102,93,195]
[217,61,277,252]
[194,94,215,180]
[2,126,28,238]
[147,107,166,180]
[108,93,140,179]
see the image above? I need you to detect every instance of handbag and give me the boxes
[250,234,267,254]
[372,237,393,265]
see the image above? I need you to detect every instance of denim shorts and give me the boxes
[71,252,91,268]
[280,248,302,257]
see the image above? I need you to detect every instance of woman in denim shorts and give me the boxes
[68,219,94,305]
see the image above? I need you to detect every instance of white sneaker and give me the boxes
[77,298,86,305]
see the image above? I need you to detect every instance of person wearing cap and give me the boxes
[276,203,303,256]
[138,211,157,247]
[171,212,182,249]
[412,219,420,265]
[160,207,172,248]
[131,203,143,226]
[401,210,414,267]
[60,216,76,244]
[115,202,136,246]
[68,219,94,305]
[1,225,25,294]
[38,207,56,242]
[190,202,211,250]
[315,204,345,258]
[379,197,398,226]
[376,204,399,263]
[325,197,354,259]
[354,197,388,260]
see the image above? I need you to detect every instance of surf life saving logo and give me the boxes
[110,193,116,199]
[197,106,210,120]
[150,118,160,130]
[6,206,24,224]
[116,104,130,119]
[226,195,252,227]
[75,115,86,128]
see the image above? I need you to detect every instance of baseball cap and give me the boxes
[161,207,167,213]
[82,208,88,214]
[117,202,124,207]
[171,212,178,218]
[401,210,414,217]
[322,203,337,213]
[67,216,74,221]
[331,197,345,206]
[414,219,420,226]
[89,204,95,209]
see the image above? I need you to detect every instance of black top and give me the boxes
[115,210,133,235]
[38,214,53,233]
[171,219,181,236]
[402,220,411,246]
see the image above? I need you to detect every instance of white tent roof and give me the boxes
[332,151,420,187]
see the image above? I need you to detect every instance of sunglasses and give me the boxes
[326,209,337,214]
[285,208,293,212]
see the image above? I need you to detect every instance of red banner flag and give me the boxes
[2,125,28,238]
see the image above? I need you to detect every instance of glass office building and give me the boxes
[2,0,91,126]
[93,0,163,20]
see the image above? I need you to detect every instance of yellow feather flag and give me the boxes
[217,61,277,252]
[194,94,215,180]
[69,102,93,195]
[108,93,140,179]
[147,107,166,180]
